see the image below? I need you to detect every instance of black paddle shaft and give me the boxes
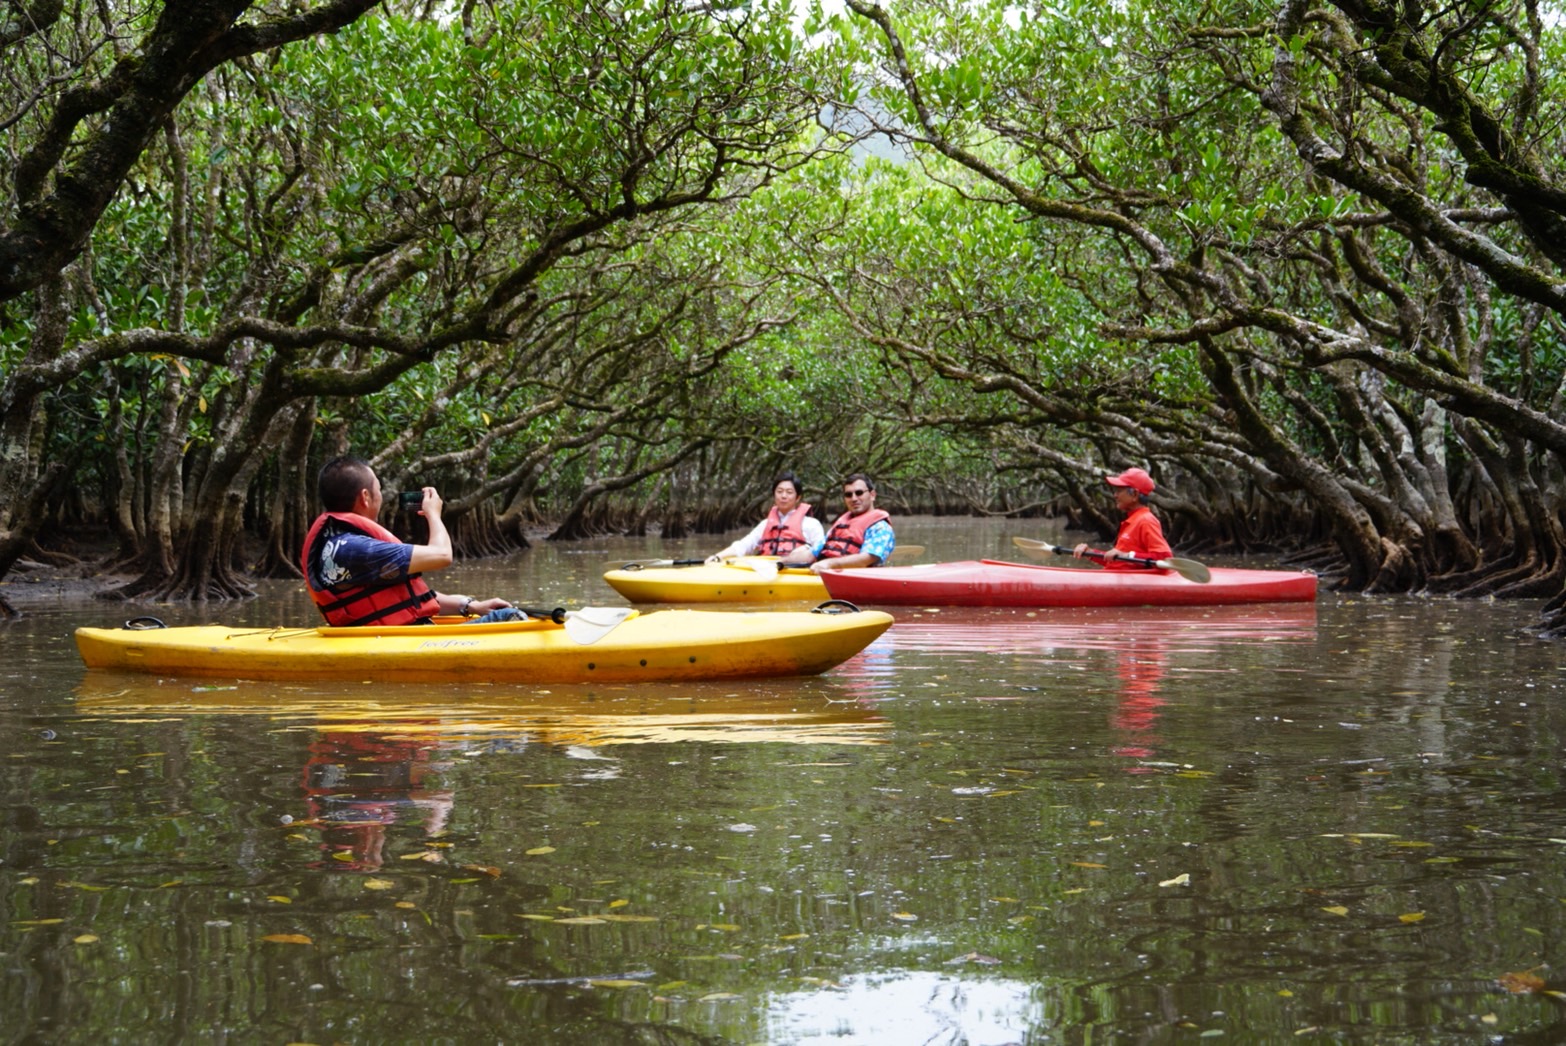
[515,606,568,623]
[1047,543,1165,571]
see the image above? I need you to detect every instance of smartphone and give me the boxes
[398,490,424,510]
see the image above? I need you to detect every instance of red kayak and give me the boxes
[818,559,1317,607]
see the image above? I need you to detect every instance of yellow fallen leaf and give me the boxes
[363,878,395,891]
[1321,906,1349,917]
[1480,1013,1499,1025]
[516,914,555,921]
[608,899,629,909]
[267,895,292,904]
[1398,912,1425,923]
[74,934,99,944]
[1278,989,1293,997]
[552,916,606,925]
[395,902,417,910]
[890,912,918,922]
[707,923,740,931]
[600,914,658,923]
[698,992,740,1001]
[526,847,555,856]
[261,934,312,945]
[461,864,501,878]
[779,933,810,940]
[13,919,64,926]
[1159,874,1191,888]
[1070,862,1107,869]
[589,980,646,989]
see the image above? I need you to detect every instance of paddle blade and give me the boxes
[1010,536,1064,559]
[1165,558,1212,584]
[730,557,781,580]
[888,545,925,564]
[561,607,637,645]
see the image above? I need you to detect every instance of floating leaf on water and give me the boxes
[14,919,64,926]
[946,952,1002,966]
[1070,862,1107,869]
[1499,970,1547,993]
[1321,906,1349,917]
[267,895,292,904]
[779,933,810,941]
[1398,912,1426,923]
[698,992,741,1001]
[1159,874,1191,888]
[890,912,918,922]
[600,914,658,923]
[553,916,606,925]
[461,864,501,878]
[590,980,647,989]
[989,897,1020,904]
[608,899,629,909]
[525,847,555,856]
[516,914,555,922]
[395,902,417,910]
[1277,989,1293,997]
[655,981,688,991]
[707,923,740,931]
[1390,841,1434,848]
[73,934,99,944]
[1423,856,1461,864]
[1480,1013,1500,1025]
[363,878,395,891]
[261,934,312,945]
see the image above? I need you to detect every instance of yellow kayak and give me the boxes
[604,558,829,603]
[75,607,893,684]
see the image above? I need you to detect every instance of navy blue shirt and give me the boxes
[309,530,414,592]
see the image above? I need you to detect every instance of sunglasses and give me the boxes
[843,488,871,498]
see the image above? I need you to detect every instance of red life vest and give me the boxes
[301,511,437,627]
[757,502,813,556]
[820,508,891,560]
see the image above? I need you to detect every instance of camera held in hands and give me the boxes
[398,490,424,511]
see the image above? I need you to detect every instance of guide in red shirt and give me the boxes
[1074,467,1173,571]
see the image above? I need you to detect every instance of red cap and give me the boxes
[1105,467,1155,495]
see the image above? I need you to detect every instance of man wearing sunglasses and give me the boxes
[783,473,895,573]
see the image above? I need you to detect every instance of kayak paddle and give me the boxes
[617,558,707,571]
[517,605,638,644]
[1009,536,1212,584]
[888,544,925,563]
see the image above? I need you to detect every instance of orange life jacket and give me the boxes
[301,511,437,627]
[757,502,813,556]
[820,508,891,559]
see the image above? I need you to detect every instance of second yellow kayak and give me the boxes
[603,559,829,603]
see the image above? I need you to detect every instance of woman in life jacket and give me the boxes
[706,472,824,563]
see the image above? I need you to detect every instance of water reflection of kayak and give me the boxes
[72,680,891,747]
[876,602,1319,654]
[73,607,892,684]
[820,559,1318,607]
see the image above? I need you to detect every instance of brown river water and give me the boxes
[2,516,1564,1044]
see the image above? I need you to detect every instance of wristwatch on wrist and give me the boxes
[459,598,474,616]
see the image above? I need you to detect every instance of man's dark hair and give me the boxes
[842,472,875,492]
[318,456,375,513]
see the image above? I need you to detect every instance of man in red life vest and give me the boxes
[302,456,518,626]
[1074,467,1173,571]
[784,472,895,573]
[706,471,824,562]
